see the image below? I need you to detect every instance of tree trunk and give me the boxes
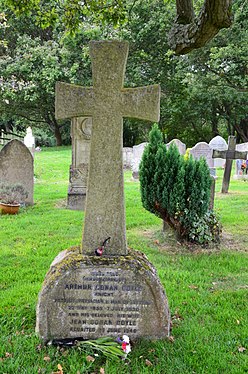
[169,0,232,55]
[45,112,63,146]
[54,123,63,146]
[234,118,248,143]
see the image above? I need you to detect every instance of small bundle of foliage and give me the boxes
[78,337,127,360]
[0,182,28,205]
[139,124,221,245]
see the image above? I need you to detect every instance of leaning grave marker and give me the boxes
[0,139,34,205]
[213,136,248,193]
[36,40,170,342]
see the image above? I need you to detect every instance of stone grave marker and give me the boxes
[132,142,148,179]
[166,139,186,155]
[68,117,92,210]
[123,147,133,169]
[36,40,170,343]
[234,143,248,180]
[209,136,227,168]
[189,142,214,168]
[0,139,34,205]
[24,126,35,157]
[213,136,248,193]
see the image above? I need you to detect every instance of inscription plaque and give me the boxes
[36,248,170,342]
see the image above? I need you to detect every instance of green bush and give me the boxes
[188,210,222,245]
[139,124,221,245]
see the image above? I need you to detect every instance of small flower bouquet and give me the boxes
[78,335,131,360]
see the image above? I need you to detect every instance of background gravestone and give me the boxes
[234,143,248,180]
[209,136,228,168]
[132,142,148,179]
[0,139,34,205]
[213,136,248,193]
[189,142,214,168]
[166,139,186,155]
[36,40,170,343]
[68,117,92,210]
[24,127,35,157]
[123,147,133,169]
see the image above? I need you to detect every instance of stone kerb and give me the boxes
[209,136,228,168]
[0,139,34,205]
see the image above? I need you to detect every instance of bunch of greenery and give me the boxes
[78,337,127,360]
[139,124,221,244]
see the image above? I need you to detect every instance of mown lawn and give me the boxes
[0,146,247,373]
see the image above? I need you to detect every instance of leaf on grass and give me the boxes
[36,344,42,351]
[145,359,153,366]
[5,352,12,358]
[189,285,198,290]
[43,356,51,362]
[238,347,246,353]
[86,355,95,362]
[236,320,240,325]
[168,335,175,343]
[100,368,105,374]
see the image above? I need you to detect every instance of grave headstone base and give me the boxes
[67,188,86,210]
[36,247,170,343]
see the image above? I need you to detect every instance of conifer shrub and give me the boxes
[139,125,221,245]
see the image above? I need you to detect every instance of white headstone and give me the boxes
[24,127,35,156]
[132,142,148,179]
[234,143,248,180]
[190,142,214,168]
[209,136,228,167]
[123,147,133,169]
[166,139,186,155]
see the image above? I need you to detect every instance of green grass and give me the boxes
[0,146,247,373]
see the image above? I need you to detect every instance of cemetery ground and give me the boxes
[0,147,247,374]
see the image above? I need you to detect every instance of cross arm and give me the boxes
[55,82,94,120]
[121,85,160,122]
[213,150,248,160]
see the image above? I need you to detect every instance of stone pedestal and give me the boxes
[36,247,170,342]
[67,117,91,210]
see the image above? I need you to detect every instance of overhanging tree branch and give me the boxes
[169,0,233,55]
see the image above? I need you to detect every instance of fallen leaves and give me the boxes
[145,359,153,366]
[43,356,51,362]
[52,363,64,374]
[238,347,246,353]
[188,284,199,290]
[86,355,95,363]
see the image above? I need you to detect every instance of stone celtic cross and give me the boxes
[56,40,160,255]
[213,136,247,193]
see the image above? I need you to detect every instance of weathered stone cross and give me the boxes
[55,40,160,255]
[213,135,247,193]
